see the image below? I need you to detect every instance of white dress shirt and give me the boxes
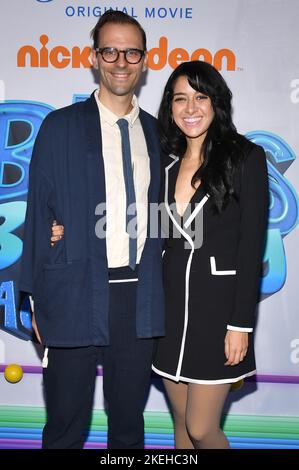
[94,90,150,268]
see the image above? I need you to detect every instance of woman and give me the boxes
[151,61,268,449]
[50,60,269,449]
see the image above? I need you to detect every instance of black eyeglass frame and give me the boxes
[95,47,145,64]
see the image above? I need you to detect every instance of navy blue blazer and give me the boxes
[19,93,165,347]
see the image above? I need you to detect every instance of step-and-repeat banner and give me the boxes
[0,0,298,449]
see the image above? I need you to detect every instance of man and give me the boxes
[20,10,164,449]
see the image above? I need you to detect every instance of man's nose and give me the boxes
[116,52,127,67]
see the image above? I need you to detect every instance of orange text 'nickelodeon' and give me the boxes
[17,35,236,71]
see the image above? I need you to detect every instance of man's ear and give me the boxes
[91,49,98,69]
[142,54,148,72]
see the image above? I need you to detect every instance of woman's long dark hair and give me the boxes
[158,60,249,212]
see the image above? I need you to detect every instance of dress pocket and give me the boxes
[210,256,236,276]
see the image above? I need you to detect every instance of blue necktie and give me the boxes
[117,118,137,270]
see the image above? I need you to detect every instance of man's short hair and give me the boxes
[91,10,147,51]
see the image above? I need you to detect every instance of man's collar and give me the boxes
[94,89,140,127]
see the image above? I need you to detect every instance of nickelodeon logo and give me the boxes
[17,35,236,71]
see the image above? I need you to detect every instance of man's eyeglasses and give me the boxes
[95,47,145,64]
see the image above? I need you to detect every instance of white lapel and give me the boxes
[183,195,210,229]
[164,155,209,244]
[164,156,194,247]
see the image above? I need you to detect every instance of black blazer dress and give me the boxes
[152,141,269,383]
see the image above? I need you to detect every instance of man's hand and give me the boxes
[29,296,42,344]
[32,312,42,344]
[51,220,64,246]
[224,330,248,366]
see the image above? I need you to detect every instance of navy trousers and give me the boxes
[42,267,154,449]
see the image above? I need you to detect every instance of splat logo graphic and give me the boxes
[0,101,54,340]
[246,131,299,295]
[0,100,298,339]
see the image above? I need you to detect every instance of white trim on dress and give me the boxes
[210,256,236,275]
[164,157,209,381]
[227,324,253,333]
[184,195,210,229]
[152,364,256,384]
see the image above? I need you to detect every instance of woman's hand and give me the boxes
[51,220,64,246]
[224,330,248,366]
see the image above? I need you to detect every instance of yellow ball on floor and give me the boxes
[230,379,244,391]
[4,364,23,383]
